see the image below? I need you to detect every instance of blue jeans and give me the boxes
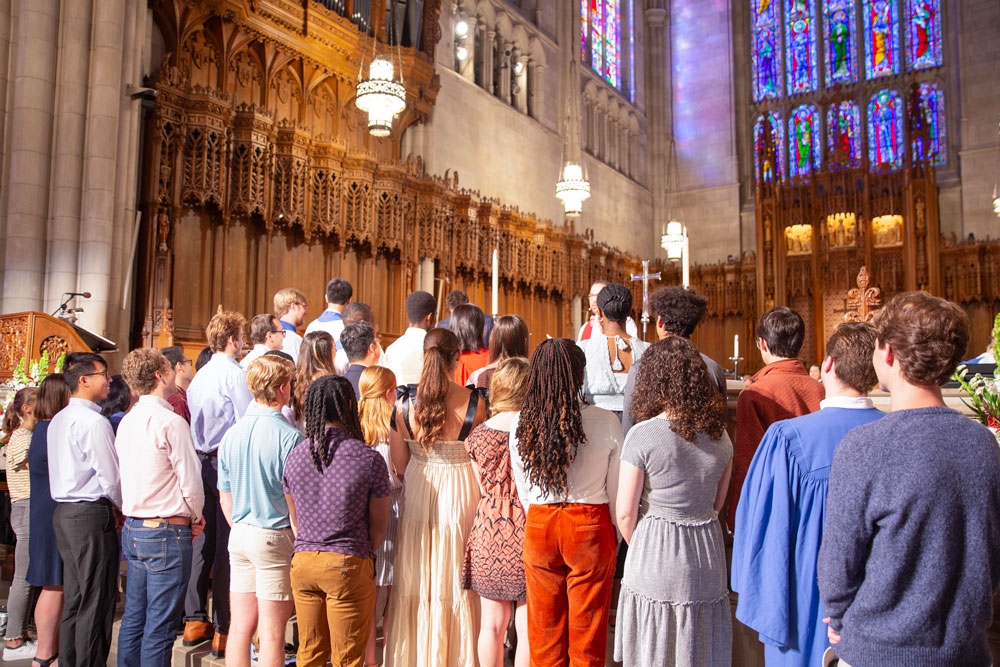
[117,518,193,667]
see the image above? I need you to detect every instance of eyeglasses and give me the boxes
[83,371,108,379]
[270,329,286,336]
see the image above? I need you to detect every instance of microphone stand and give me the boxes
[52,294,75,318]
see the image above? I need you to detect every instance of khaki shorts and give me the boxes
[228,522,295,601]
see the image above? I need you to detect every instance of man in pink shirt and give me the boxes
[115,348,206,667]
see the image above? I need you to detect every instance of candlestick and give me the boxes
[491,248,499,317]
[729,356,745,381]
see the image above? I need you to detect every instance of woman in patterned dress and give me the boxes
[462,357,531,667]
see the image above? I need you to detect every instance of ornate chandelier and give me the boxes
[355,55,406,137]
[555,57,589,218]
[555,162,591,217]
[660,220,690,288]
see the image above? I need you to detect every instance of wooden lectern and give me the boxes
[0,312,116,381]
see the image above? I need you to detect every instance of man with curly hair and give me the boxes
[728,306,824,530]
[731,322,883,667]
[621,286,727,434]
[818,292,1000,667]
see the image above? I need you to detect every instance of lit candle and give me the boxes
[734,334,739,358]
[491,248,499,317]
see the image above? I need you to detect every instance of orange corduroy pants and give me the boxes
[522,502,616,667]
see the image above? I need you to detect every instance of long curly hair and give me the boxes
[303,374,364,472]
[413,328,461,448]
[358,366,396,445]
[629,337,726,442]
[514,339,587,498]
[292,331,337,421]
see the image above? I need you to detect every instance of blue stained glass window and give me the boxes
[905,0,942,70]
[604,0,621,88]
[755,111,785,182]
[582,0,632,93]
[823,0,857,86]
[868,89,904,170]
[628,0,635,102]
[785,0,818,95]
[863,0,900,79]
[751,0,782,101]
[789,104,821,178]
[912,82,945,165]
[826,101,861,168]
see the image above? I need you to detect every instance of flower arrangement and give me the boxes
[1,351,65,445]
[953,312,1000,443]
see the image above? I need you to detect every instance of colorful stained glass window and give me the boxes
[868,89,903,170]
[823,0,857,86]
[912,82,945,165]
[751,0,782,101]
[905,0,942,70]
[789,105,821,178]
[785,0,818,95]
[628,0,636,101]
[604,0,621,88]
[582,0,632,92]
[863,0,900,79]
[826,101,861,168]
[754,111,785,182]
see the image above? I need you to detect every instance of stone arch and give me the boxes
[229,46,265,107]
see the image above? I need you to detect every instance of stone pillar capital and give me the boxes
[646,7,667,28]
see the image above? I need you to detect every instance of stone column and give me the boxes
[77,0,126,334]
[482,29,495,95]
[497,43,511,102]
[418,256,435,295]
[645,5,669,239]
[2,0,60,313]
[527,61,543,119]
[45,0,92,313]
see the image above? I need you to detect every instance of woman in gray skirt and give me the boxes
[614,337,733,666]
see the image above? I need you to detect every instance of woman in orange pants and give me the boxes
[509,338,624,667]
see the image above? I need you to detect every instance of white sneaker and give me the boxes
[3,639,38,660]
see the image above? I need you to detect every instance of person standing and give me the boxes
[219,355,301,667]
[729,306,824,530]
[161,346,194,423]
[116,348,206,667]
[2,387,38,661]
[383,291,437,386]
[818,292,1000,667]
[732,323,883,667]
[334,302,383,375]
[274,288,308,363]
[341,321,380,399]
[184,310,254,657]
[577,281,637,342]
[305,278,352,340]
[48,352,123,667]
[240,314,286,368]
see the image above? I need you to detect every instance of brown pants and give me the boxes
[291,551,375,667]
[523,503,617,667]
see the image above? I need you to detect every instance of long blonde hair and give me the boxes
[358,366,397,445]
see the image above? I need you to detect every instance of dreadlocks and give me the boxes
[514,338,587,498]
[303,374,364,472]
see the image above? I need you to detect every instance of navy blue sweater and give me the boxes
[818,406,1000,667]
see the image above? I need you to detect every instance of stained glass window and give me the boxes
[755,111,785,182]
[912,82,945,165]
[863,0,900,79]
[867,89,903,170]
[824,0,857,86]
[785,0,818,95]
[604,0,621,88]
[628,0,636,101]
[826,101,861,168]
[582,0,632,93]
[905,0,942,70]
[751,0,782,101]
[789,105,821,178]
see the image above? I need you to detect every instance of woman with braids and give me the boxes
[462,357,531,667]
[384,327,487,667]
[281,375,391,667]
[613,337,733,667]
[357,365,402,667]
[290,331,337,425]
[509,338,624,667]
[579,282,649,417]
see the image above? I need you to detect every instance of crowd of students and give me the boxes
[2,277,1000,667]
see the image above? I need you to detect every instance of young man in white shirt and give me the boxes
[240,314,285,369]
[116,348,206,667]
[273,288,308,362]
[383,291,436,386]
[304,277,352,340]
[48,351,122,667]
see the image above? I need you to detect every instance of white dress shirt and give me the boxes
[116,395,205,521]
[509,403,623,528]
[239,344,271,369]
[188,353,253,453]
[304,310,345,340]
[281,329,303,363]
[383,327,427,385]
[48,397,123,507]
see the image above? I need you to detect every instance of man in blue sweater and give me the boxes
[818,292,1000,667]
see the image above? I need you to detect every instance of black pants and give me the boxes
[53,500,120,667]
[190,455,231,633]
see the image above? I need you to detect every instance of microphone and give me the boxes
[64,292,92,298]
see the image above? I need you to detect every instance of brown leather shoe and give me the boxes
[182,620,214,646]
[211,633,227,658]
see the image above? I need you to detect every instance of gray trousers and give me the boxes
[5,499,32,639]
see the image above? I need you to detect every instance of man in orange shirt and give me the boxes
[728,306,824,530]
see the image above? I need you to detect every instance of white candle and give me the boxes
[734,334,739,358]
[682,233,690,288]
[491,248,499,317]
